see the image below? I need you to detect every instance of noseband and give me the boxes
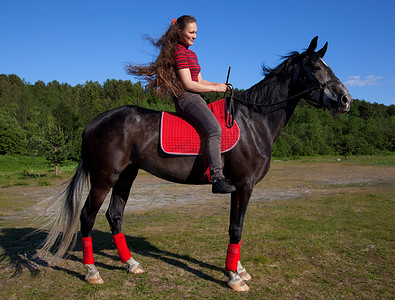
[302,78,338,109]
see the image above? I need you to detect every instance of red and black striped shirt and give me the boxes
[174,43,201,82]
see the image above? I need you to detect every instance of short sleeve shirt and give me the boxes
[173,43,201,82]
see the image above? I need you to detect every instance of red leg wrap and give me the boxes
[82,236,95,264]
[113,232,132,263]
[225,241,241,271]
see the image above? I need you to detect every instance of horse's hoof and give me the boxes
[227,271,250,292]
[237,262,252,281]
[229,280,250,292]
[125,257,145,274]
[86,273,104,284]
[238,269,252,281]
[129,264,145,274]
[84,264,104,284]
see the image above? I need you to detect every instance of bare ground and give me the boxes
[1,160,394,220]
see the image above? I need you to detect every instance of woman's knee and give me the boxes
[207,124,222,139]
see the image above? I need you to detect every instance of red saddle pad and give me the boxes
[160,99,240,155]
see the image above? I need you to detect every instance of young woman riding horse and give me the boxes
[126,15,236,194]
[38,32,351,291]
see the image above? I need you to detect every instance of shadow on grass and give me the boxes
[0,227,224,286]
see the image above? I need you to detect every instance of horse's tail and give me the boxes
[37,156,88,260]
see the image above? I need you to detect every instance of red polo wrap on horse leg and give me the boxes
[113,232,132,263]
[82,237,95,265]
[225,241,241,271]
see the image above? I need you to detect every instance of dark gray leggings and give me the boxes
[174,92,224,181]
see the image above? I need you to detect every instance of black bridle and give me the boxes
[225,54,340,128]
[225,79,338,128]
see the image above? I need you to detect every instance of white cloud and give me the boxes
[345,75,384,87]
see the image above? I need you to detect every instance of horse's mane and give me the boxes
[240,51,301,109]
[262,51,300,79]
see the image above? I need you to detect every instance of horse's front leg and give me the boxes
[105,165,145,275]
[225,186,253,292]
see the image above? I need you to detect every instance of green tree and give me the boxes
[44,125,70,175]
[0,105,27,154]
[335,133,356,158]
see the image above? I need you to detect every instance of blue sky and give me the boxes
[1,0,394,106]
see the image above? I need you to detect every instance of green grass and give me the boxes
[272,154,395,166]
[0,155,48,172]
[0,155,394,298]
[0,155,77,187]
[1,154,394,174]
[1,191,394,298]
[339,154,395,166]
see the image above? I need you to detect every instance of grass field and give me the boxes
[0,155,394,299]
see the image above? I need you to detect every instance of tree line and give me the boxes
[1,74,394,166]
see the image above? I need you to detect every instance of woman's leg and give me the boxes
[175,92,236,193]
[175,92,224,180]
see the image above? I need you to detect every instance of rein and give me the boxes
[225,79,337,128]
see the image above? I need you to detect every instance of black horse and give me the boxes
[39,37,351,291]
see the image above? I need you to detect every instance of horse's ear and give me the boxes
[317,42,328,58]
[306,36,318,54]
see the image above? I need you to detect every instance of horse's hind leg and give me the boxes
[105,165,145,274]
[80,184,112,284]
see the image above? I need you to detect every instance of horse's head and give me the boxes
[299,36,352,114]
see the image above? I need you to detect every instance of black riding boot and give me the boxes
[212,178,236,194]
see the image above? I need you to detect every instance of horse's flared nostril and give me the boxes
[341,95,349,104]
[340,95,351,111]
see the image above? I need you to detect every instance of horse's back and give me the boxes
[85,105,160,131]
[81,105,162,170]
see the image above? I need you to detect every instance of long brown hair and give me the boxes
[125,15,196,98]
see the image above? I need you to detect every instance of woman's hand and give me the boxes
[214,83,229,93]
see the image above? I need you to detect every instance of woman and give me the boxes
[126,15,236,194]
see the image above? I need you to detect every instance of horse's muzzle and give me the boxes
[337,94,352,113]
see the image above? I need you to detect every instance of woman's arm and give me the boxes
[177,69,228,93]
[198,73,219,86]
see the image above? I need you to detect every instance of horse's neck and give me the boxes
[242,77,300,144]
[270,100,299,142]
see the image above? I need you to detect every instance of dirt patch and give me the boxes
[2,161,394,216]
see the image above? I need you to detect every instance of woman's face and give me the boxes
[178,22,197,46]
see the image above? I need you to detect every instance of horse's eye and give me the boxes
[305,62,320,71]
